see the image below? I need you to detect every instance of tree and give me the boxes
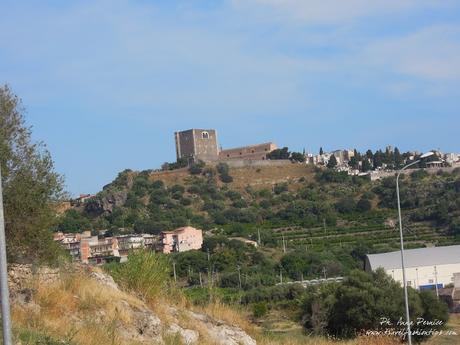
[348,156,359,169]
[0,85,65,263]
[327,155,337,169]
[373,150,383,169]
[361,159,372,172]
[290,152,306,162]
[267,147,290,160]
[189,160,205,175]
[356,197,372,212]
[394,147,403,169]
[56,209,91,232]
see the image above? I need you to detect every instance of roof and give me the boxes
[366,245,460,270]
[161,226,201,234]
[220,142,275,152]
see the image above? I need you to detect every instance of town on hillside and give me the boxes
[3,1,460,343]
[169,128,460,180]
[54,128,460,313]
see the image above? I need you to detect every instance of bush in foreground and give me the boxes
[105,250,171,301]
[302,269,449,342]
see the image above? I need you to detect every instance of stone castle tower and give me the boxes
[174,129,219,163]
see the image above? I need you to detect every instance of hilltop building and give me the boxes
[219,142,277,161]
[175,129,219,163]
[159,226,203,254]
[174,129,277,163]
[365,245,460,290]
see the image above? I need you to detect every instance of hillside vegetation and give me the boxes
[61,163,460,254]
[53,163,460,342]
[10,253,408,345]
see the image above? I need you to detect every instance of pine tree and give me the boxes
[327,155,338,169]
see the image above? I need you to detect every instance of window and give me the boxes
[428,279,434,284]
[202,131,209,139]
[407,281,412,286]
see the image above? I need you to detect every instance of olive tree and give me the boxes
[0,85,65,263]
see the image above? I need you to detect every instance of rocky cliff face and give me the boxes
[9,264,256,345]
[84,190,128,215]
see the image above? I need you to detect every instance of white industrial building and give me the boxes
[365,245,460,290]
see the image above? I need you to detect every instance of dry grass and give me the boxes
[197,300,254,334]
[11,267,406,345]
[148,163,315,192]
[12,269,147,345]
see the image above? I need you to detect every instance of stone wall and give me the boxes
[219,142,277,161]
[216,159,292,168]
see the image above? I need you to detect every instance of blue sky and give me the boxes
[1,0,459,196]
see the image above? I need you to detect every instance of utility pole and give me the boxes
[322,267,327,279]
[173,262,177,283]
[434,266,439,298]
[0,166,12,345]
[237,265,242,289]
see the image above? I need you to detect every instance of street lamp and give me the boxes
[396,151,434,345]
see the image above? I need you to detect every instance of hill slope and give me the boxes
[59,164,460,255]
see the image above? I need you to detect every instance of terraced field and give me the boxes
[271,214,458,253]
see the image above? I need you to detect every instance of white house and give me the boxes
[365,245,460,290]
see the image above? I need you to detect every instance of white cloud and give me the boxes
[231,0,454,25]
[363,25,460,81]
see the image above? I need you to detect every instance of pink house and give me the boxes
[160,226,203,254]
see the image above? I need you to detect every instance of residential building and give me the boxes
[53,232,83,259]
[365,245,460,290]
[80,235,120,265]
[159,226,203,254]
[54,231,158,265]
[72,194,95,206]
[445,153,460,165]
[117,234,157,262]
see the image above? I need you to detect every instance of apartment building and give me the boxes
[159,226,203,254]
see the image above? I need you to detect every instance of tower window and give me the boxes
[202,131,209,139]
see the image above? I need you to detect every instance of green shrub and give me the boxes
[252,302,268,318]
[105,250,171,301]
[220,173,233,183]
[356,198,372,212]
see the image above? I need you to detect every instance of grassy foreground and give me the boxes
[8,264,408,345]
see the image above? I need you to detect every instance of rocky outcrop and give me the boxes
[84,190,128,215]
[9,265,257,345]
[167,323,199,345]
[9,264,60,297]
[188,311,256,345]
